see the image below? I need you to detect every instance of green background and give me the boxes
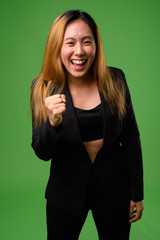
[0,0,160,239]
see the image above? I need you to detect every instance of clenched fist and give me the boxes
[45,94,66,127]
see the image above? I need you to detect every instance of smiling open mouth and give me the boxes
[71,59,87,67]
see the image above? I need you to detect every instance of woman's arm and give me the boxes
[31,117,61,161]
[119,70,144,222]
[31,94,66,161]
[120,70,144,202]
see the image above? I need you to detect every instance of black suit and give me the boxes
[31,67,143,216]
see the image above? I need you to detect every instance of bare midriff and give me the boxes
[83,138,103,163]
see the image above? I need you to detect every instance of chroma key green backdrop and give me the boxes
[0,0,160,239]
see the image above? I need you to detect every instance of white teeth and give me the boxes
[72,60,86,64]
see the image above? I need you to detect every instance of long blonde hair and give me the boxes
[31,10,126,127]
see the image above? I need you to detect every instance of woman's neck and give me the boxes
[67,73,100,110]
[67,72,96,90]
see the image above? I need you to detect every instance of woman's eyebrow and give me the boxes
[64,36,93,41]
[64,37,75,41]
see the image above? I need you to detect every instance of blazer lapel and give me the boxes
[100,92,117,148]
[61,86,82,144]
[61,86,91,163]
[100,91,122,151]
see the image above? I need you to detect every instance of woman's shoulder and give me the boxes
[109,66,126,82]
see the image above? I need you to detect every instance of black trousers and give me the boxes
[46,167,131,240]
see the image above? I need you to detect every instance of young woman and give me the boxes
[31,10,144,240]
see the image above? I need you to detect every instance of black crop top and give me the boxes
[74,103,103,142]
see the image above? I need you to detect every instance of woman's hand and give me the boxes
[45,94,66,127]
[129,200,144,223]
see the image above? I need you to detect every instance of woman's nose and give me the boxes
[75,43,84,56]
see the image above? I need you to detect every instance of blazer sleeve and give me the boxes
[31,116,61,161]
[120,70,144,202]
[30,79,61,161]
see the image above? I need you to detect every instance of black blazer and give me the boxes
[31,67,143,216]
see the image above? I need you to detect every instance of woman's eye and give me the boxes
[83,41,91,45]
[66,42,74,46]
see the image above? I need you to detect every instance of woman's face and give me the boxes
[61,19,96,80]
